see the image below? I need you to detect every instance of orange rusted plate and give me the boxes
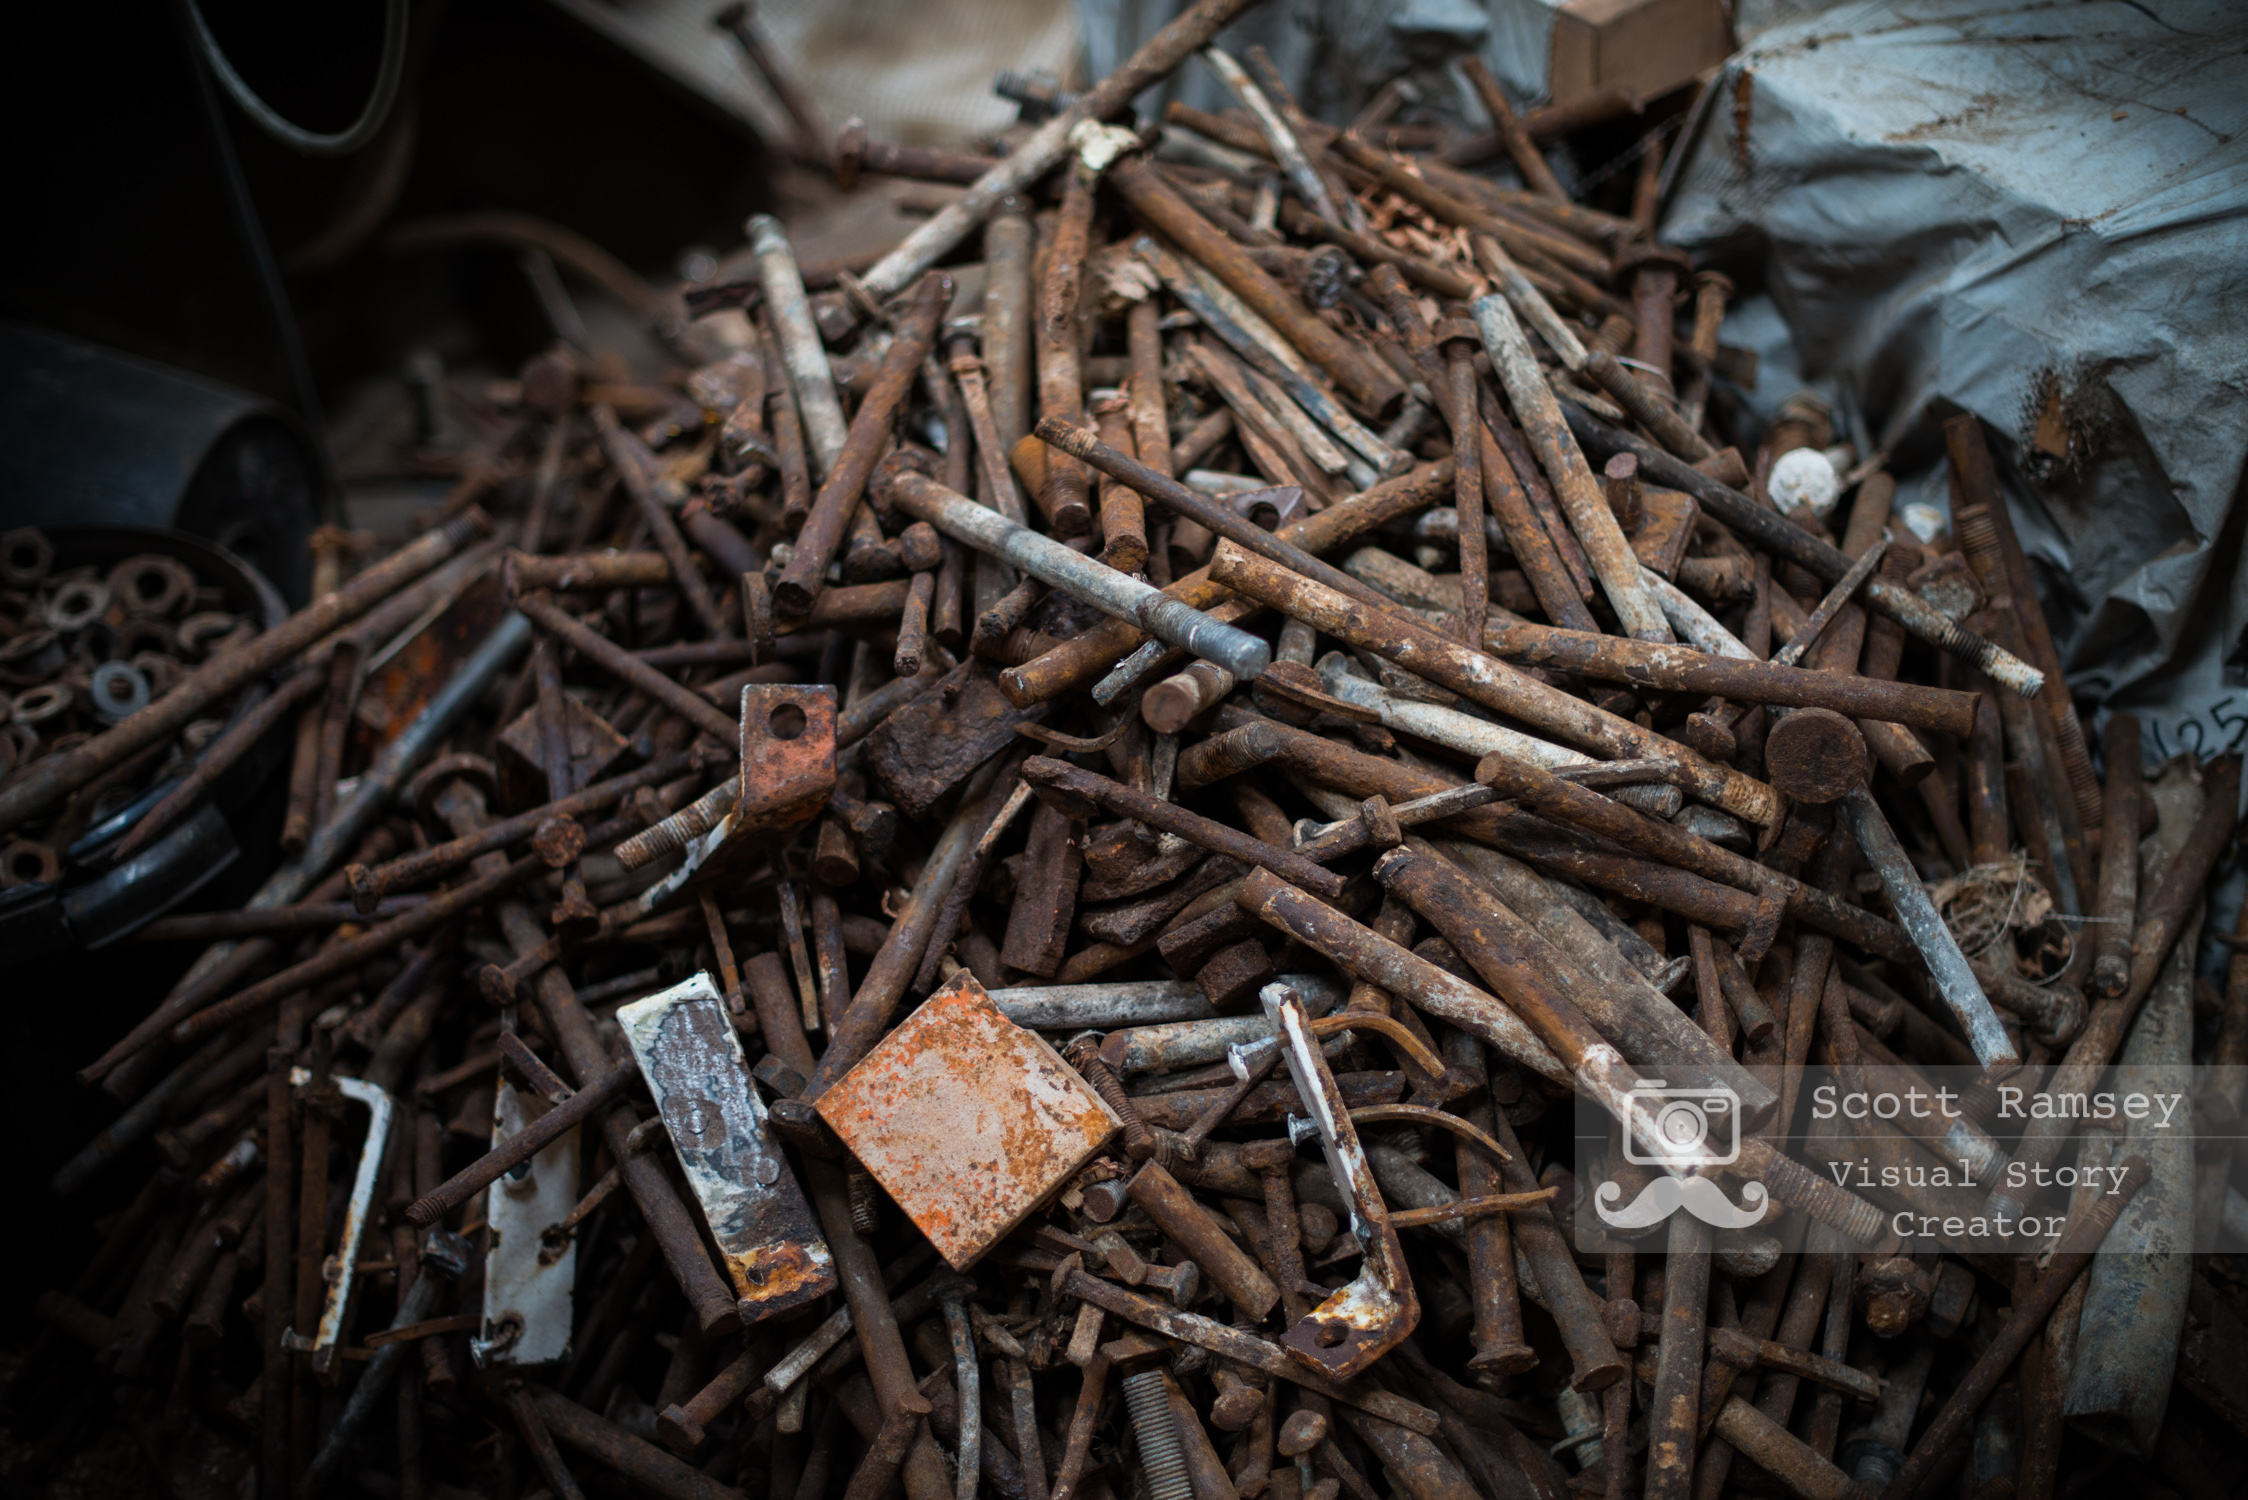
[816,971,1120,1270]
[734,684,838,837]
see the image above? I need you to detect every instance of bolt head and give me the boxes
[1277,1409,1328,1457]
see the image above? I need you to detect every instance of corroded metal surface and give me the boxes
[864,659,1041,821]
[816,971,1119,1269]
[480,1079,578,1366]
[308,1074,392,1374]
[641,683,837,911]
[620,974,835,1321]
[1262,983,1418,1380]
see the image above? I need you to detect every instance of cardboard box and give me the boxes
[1489,0,1733,109]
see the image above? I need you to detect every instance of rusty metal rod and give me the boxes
[1206,541,1776,826]
[504,550,674,593]
[347,749,707,911]
[1710,1398,1874,1500]
[878,467,1270,681]
[776,274,952,615]
[842,0,1269,313]
[1562,406,2044,695]
[1479,620,1976,737]
[1233,868,1566,1084]
[1982,755,2240,1221]
[1024,757,1342,898]
[592,406,727,637]
[171,850,552,1045]
[1035,417,1401,616]
[1645,1214,1712,1500]
[112,665,326,864]
[1128,1160,1279,1318]
[515,592,737,743]
[996,459,1452,707]
[1472,748,2076,1037]
[2091,713,2141,997]
[1105,153,1403,416]
[1886,1157,2151,1500]
[1061,1270,1439,1431]
[1471,293,1670,642]
[521,1384,745,1500]
[1943,414,2099,825]
[1839,784,2020,1071]
[133,899,428,941]
[794,760,1007,1104]
[403,1060,634,1228]
[749,214,848,474]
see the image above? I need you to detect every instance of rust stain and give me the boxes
[354,574,506,756]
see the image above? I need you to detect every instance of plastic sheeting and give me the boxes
[1660,0,2248,769]
[545,0,1078,149]
[1078,0,1494,133]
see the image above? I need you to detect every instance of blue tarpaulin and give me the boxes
[1662,0,2248,767]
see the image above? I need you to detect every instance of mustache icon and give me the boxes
[1594,1174,1770,1230]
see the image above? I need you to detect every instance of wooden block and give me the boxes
[1547,0,1732,111]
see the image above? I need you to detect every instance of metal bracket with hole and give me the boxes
[620,973,836,1323]
[1260,983,1419,1379]
[641,684,837,912]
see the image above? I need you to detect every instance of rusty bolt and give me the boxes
[1139,1259,1201,1309]
[1208,1367,1264,1432]
[1276,1409,1328,1458]
[531,813,587,868]
[1081,1178,1131,1222]
[1067,1034,1161,1163]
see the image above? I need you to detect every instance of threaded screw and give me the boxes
[1120,1369,1194,1500]
[847,1168,881,1236]
[1741,1143,1885,1244]
[1065,1036,1162,1164]
[1083,1057,1160,1163]
[614,780,738,870]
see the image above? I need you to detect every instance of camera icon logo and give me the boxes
[1623,1081,1739,1168]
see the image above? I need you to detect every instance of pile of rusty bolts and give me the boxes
[14,4,2247,1500]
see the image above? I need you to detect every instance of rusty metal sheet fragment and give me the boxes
[620,973,836,1322]
[479,1079,578,1366]
[1261,982,1419,1380]
[355,572,508,748]
[496,693,628,807]
[815,970,1119,1269]
[863,659,1045,820]
[643,683,838,911]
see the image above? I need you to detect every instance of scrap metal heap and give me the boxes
[14,3,2248,1499]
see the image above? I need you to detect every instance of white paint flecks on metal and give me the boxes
[621,973,836,1321]
[481,1079,578,1366]
[311,1074,394,1372]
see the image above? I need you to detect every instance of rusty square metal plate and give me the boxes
[863,659,1043,821]
[815,971,1119,1269]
